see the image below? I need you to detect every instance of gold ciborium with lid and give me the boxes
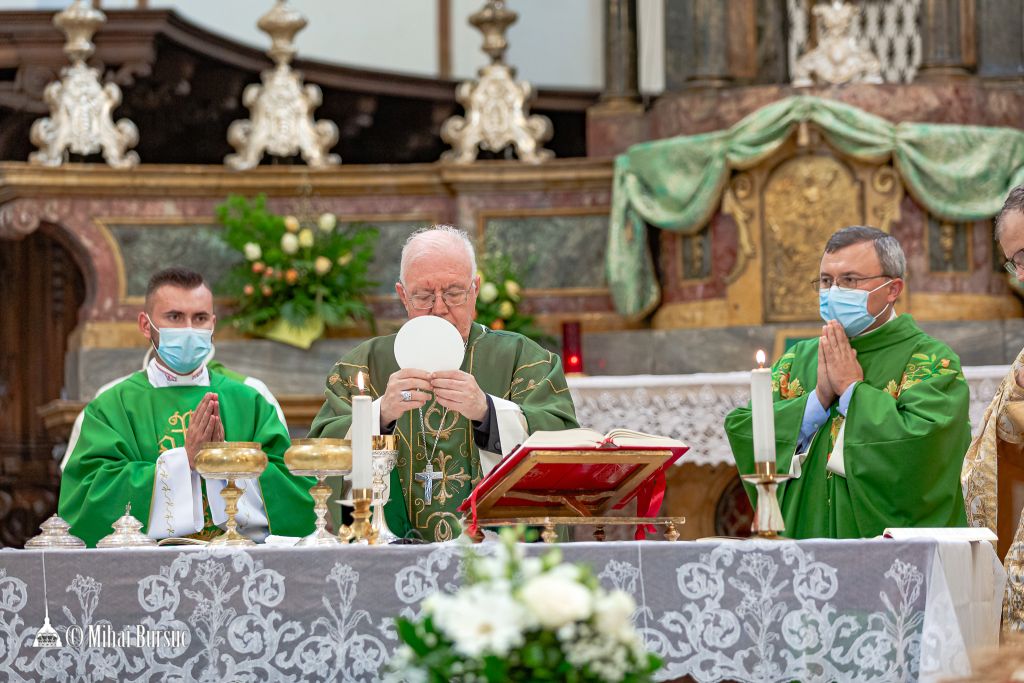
[284,438,352,546]
[195,441,267,546]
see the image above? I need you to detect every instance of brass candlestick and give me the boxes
[195,442,267,546]
[741,460,792,539]
[370,435,399,544]
[284,438,352,546]
[349,487,377,545]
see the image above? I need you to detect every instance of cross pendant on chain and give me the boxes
[414,461,444,505]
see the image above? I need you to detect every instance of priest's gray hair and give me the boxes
[399,225,477,282]
[824,226,906,279]
[995,185,1024,241]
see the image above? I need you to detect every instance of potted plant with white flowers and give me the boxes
[390,529,660,682]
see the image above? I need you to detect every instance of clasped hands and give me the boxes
[381,368,487,426]
[185,392,224,469]
[816,320,864,408]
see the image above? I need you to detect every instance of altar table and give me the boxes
[0,537,1003,682]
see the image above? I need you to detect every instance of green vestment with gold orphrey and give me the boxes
[724,314,970,539]
[59,372,316,547]
[308,323,579,542]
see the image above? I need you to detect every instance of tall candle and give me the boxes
[751,350,776,463]
[351,372,372,489]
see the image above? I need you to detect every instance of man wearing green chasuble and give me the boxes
[309,226,579,542]
[59,268,315,546]
[725,226,970,539]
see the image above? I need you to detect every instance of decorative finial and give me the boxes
[225,0,340,170]
[29,0,139,168]
[440,0,553,164]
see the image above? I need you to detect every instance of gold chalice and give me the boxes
[195,441,268,546]
[284,438,352,546]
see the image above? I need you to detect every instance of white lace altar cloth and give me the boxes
[568,366,1006,467]
[0,538,1003,682]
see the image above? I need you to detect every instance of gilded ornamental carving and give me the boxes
[225,1,339,171]
[29,0,139,169]
[440,1,553,164]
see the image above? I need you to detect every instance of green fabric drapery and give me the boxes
[608,95,1024,317]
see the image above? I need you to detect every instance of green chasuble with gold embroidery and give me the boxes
[309,322,579,542]
[59,372,315,546]
[724,314,970,539]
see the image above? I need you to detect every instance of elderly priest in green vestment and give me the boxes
[725,226,970,539]
[309,226,579,542]
[59,268,315,546]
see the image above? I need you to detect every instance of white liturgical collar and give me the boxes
[146,358,210,388]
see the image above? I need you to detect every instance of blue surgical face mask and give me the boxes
[147,314,213,375]
[818,280,893,337]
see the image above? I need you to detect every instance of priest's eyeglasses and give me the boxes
[407,283,475,310]
[1003,250,1024,275]
[812,274,888,290]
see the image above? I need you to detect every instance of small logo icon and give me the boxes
[32,615,62,648]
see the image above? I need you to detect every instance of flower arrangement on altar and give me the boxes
[475,252,549,344]
[216,194,378,348]
[390,529,661,683]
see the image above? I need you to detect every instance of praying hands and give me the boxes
[816,320,864,407]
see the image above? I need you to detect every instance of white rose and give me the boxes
[431,583,527,657]
[505,280,521,301]
[298,228,314,248]
[243,242,261,261]
[520,573,592,629]
[280,232,299,254]
[498,301,515,319]
[314,256,332,275]
[479,281,499,303]
[283,215,300,233]
[593,590,636,641]
[318,212,337,232]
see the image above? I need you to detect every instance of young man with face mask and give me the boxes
[725,226,970,539]
[59,268,314,546]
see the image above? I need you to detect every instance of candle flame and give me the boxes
[755,350,766,368]
[357,371,365,393]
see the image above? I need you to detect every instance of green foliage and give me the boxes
[215,194,377,337]
[475,252,552,345]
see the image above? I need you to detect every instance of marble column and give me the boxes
[665,0,732,90]
[918,0,973,78]
[587,0,645,156]
[601,0,640,106]
[975,0,1024,79]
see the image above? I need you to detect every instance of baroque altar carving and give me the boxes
[29,0,139,169]
[440,0,553,164]
[225,1,339,171]
[725,137,904,323]
[792,0,884,87]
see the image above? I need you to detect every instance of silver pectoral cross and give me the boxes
[415,461,444,505]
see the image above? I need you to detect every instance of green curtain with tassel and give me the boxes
[607,95,1024,317]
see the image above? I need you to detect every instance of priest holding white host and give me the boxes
[309,225,579,542]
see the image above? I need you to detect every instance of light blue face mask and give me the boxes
[147,315,213,375]
[818,280,893,337]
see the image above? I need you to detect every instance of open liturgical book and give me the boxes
[459,428,688,539]
[518,428,687,450]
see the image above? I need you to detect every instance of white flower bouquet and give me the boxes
[390,529,660,683]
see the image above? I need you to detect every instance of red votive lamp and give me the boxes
[562,321,583,374]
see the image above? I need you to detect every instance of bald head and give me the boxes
[399,226,476,284]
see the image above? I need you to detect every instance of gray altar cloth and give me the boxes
[0,538,1004,682]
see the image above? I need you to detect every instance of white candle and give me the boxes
[751,350,776,463]
[351,372,372,489]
